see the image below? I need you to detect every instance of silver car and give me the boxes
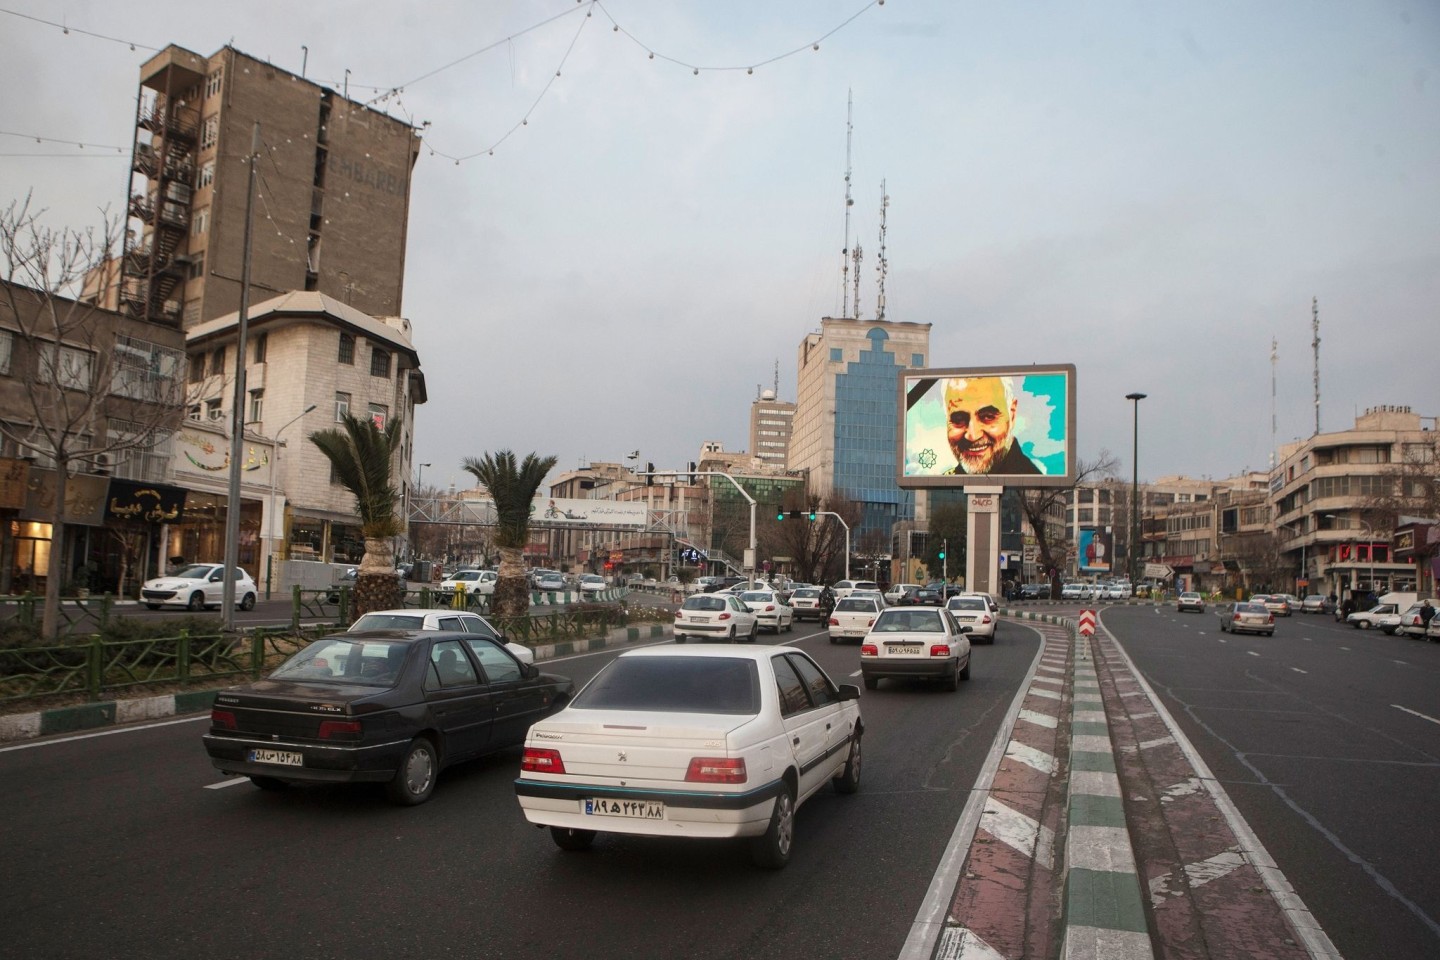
[1217,601,1274,636]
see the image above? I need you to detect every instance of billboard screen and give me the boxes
[898,365,1076,488]
[1077,528,1113,573]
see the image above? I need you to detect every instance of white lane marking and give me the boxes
[1019,708,1059,729]
[1247,651,1261,657]
[1187,847,1249,887]
[935,927,1006,960]
[1340,646,1351,651]
[1393,704,1440,726]
[1217,638,1228,643]
[1004,741,1056,775]
[0,714,207,753]
[1028,687,1062,701]
[1291,667,1308,674]
[206,777,250,790]
[980,796,1056,869]
[1139,736,1176,750]
[1393,660,1410,666]
[850,669,862,678]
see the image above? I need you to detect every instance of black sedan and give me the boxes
[203,629,574,805]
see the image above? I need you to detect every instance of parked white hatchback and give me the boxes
[515,645,863,868]
[142,563,257,611]
[860,606,973,691]
[440,569,497,596]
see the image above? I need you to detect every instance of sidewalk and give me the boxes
[929,607,1337,960]
[0,622,670,744]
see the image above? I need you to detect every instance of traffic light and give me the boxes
[808,510,817,522]
[776,509,787,521]
[938,548,946,559]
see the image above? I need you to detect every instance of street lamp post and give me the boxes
[266,404,317,598]
[416,462,431,490]
[811,511,851,580]
[1126,392,1147,587]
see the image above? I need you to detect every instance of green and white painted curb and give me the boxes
[0,622,671,744]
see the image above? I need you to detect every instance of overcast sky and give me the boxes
[4,1,1436,492]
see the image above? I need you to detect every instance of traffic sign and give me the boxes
[1078,609,1097,637]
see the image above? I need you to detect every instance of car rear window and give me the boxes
[875,610,944,632]
[574,657,761,714]
[948,598,986,611]
[684,596,728,612]
[271,637,409,686]
[350,613,424,631]
[836,598,875,612]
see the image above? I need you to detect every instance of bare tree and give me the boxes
[1361,437,1440,529]
[1019,450,1119,595]
[1,196,186,638]
[764,490,862,583]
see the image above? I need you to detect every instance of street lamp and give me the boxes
[1125,392,1147,587]
[416,462,431,490]
[1324,513,1375,597]
[266,404,317,597]
[811,511,851,580]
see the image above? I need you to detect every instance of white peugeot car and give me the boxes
[740,590,795,634]
[515,645,863,869]
[945,594,997,644]
[347,608,535,664]
[673,594,759,643]
[860,606,973,691]
[142,564,257,611]
[828,595,883,644]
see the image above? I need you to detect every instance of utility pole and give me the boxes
[1311,296,1321,436]
[942,538,948,583]
[840,89,854,318]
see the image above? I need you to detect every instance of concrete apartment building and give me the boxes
[182,292,424,567]
[748,391,795,469]
[122,44,420,329]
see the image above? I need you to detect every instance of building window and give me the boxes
[248,389,263,423]
[206,398,223,421]
[187,404,202,421]
[192,206,209,237]
[830,348,843,362]
[370,348,391,378]
[183,300,202,325]
[0,329,13,376]
[188,252,206,280]
[198,160,215,188]
[188,354,205,383]
[368,403,388,429]
[912,353,924,366]
[211,346,225,374]
[204,69,223,99]
[338,333,355,365]
[111,335,181,400]
[253,332,267,364]
[201,115,218,149]
[335,392,350,422]
[39,344,93,390]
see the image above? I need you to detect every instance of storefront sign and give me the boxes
[20,469,110,526]
[105,479,188,524]
[0,458,31,509]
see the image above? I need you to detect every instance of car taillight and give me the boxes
[718,612,732,620]
[210,708,237,730]
[829,617,840,626]
[1267,615,1275,624]
[867,618,876,627]
[318,719,362,740]
[764,604,776,611]
[1233,613,1242,621]
[981,615,992,624]
[521,747,566,775]
[930,645,951,657]
[860,643,877,656]
[685,757,747,783]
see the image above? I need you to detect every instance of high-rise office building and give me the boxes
[120,44,420,329]
[790,318,932,544]
[748,390,795,468]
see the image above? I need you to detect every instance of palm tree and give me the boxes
[462,450,557,617]
[308,414,405,619]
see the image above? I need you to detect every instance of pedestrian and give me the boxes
[1420,600,1435,632]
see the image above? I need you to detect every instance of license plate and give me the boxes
[889,643,924,655]
[248,748,303,766]
[690,616,709,624]
[583,798,665,819]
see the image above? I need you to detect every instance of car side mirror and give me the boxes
[524,663,540,679]
[958,625,973,634]
[837,683,861,701]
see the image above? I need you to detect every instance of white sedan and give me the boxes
[347,608,535,664]
[515,645,863,869]
[828,595,882,644]
[860,606,972,691]
[740,590,795,633]
[578,574,608,595]
[945,594,997,644]
[141,564,257,611]
[673,594,759,642]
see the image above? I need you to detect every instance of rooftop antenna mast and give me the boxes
[1270,336,1278,469]
[1311,296,1321,436]
[875,180,889,322]
[852,241,864,320]
[841,90,855,319]
[773,360,780,398]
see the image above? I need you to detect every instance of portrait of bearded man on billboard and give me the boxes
[941,376,1041,476]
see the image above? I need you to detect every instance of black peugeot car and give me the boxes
[203,630,573,806]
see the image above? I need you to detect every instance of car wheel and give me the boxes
[248,775,288,792]
[833,734,862,794]
[785,616,794,633]
[675,635,686,644]
[1266,631,1274,637]
[385,737,438,806]
[829,634,838,644]
[747,623,758,643]
[959,655,971,681]
[239,592,256,611]
[863,675,877,690]
[1357,621,1370,629]
[146,604,161,611]
[187,591,205,612]
[550,826,596,851]
[750,784,796,870]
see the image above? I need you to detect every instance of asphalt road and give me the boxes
[0,620,1042,960]
[1102,603,1440,960]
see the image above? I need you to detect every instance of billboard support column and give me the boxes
[966,486,1003,595]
